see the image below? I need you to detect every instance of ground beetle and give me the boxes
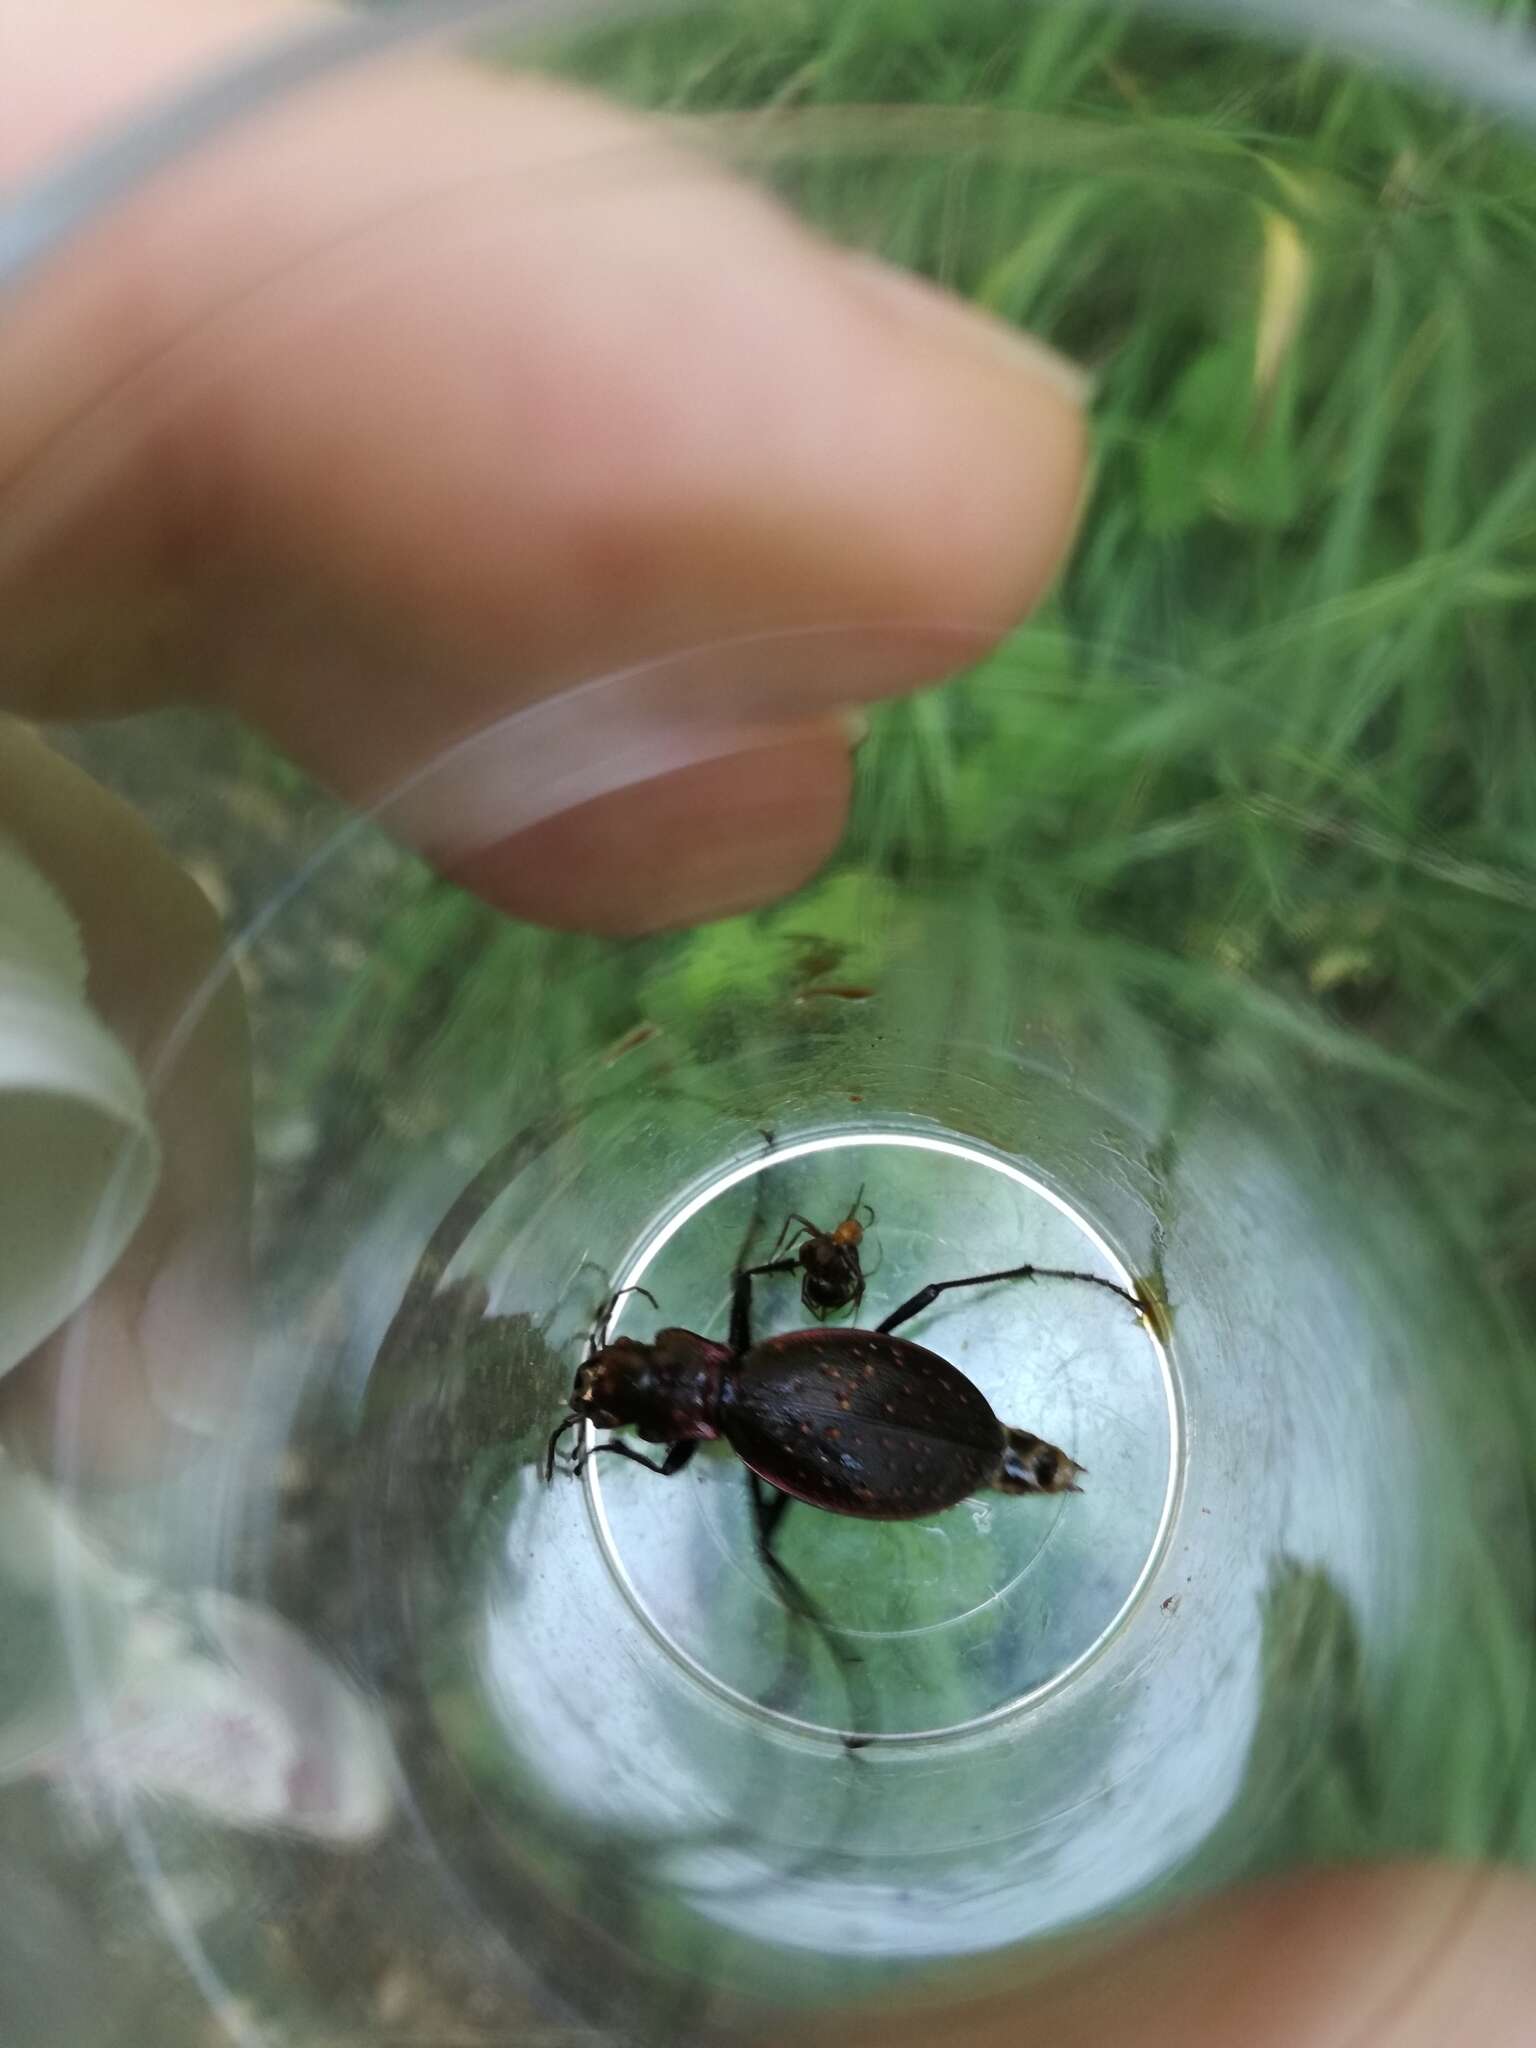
[545,1250,1147,1618]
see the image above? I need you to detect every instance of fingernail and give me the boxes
[840,250,1093,406]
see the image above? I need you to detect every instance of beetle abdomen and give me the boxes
[721,1327,1001,1520]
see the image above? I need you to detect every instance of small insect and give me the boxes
[545,1255,1149,1663]
[768,1186,876,1319]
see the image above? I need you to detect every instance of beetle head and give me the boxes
[570,1326,724,1441]
[570,1338,655,1427]
[998,1427,1085,1496]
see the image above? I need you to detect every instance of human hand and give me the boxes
[0,0,1085,1468]
[1,3,1530,2039]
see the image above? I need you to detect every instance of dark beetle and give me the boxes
[769,1187,875,1320]
[546,1255,1148,1588]
[550,1321,1081,1512]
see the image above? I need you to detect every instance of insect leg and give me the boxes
[730,1267,755,1355]
[766,1213,818,1263]
[857,1225,885,1291]
[589,1283,659,1349]
[569,1438,699,1481]
[751,1478,823,1621]
[729,1259,799,1353]
[752,1475,795,1555]
[748,1477,872,1744]
[544,1411,584,1481]
[876,1262,1145,1337]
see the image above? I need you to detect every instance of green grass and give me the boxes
[555,0,1536,1151]
[273,0,1536,1295]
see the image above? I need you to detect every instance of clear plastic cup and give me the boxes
[5,2,1536,2042]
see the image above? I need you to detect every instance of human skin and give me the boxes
[2,3,1532,2037]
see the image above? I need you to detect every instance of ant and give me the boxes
[767,1187,877,1320]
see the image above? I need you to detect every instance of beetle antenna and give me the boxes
[590,1283,659,1349]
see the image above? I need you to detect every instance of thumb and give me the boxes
[0,2,1087,933]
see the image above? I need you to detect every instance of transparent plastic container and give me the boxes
[4,3,1536,2043]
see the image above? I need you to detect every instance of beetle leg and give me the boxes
[729,1258,799,1353]
[875,1261,1146,1336]
[748,1477,874,1747]
[748,1478,824,1628]
[730,1266,754,1354]
[750,1479,858,1653]
[570,1437,699,1481]
[543,1411,584,1481]
[753,1476,795,1550]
